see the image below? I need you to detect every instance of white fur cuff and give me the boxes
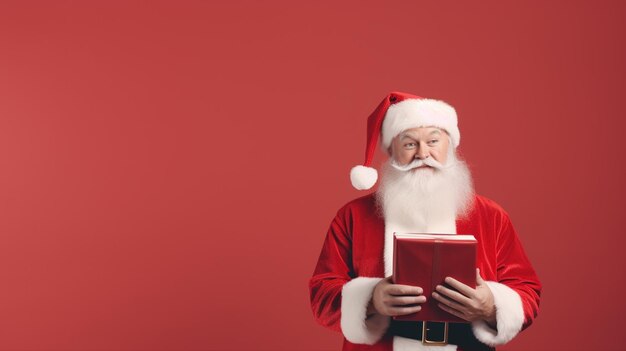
[471,281,525,346]
[341,277,389,344]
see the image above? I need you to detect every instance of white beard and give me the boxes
[376,150,475,235]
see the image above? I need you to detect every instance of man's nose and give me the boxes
[415,146,430,159]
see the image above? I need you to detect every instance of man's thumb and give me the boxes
[476,268,485,285]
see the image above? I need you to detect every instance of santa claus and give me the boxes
[309,92,541,351]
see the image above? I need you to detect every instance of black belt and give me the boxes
[389,320,491,350]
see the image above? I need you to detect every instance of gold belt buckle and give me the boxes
[421,321,449,346]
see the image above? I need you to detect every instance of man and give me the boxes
[309,92,541,351]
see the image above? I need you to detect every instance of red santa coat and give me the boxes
[309,193,541,351]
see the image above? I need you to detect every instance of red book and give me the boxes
[392,233,477,322]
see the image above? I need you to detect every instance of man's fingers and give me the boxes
[388,305,422,316]
[443,277,475,298]
[437,303,468,321]
[389,295,427,306]
[434,284,472,305]
[387,284,423,296]
[432,291,466,312]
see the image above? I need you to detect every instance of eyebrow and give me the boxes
[400,129,442,140]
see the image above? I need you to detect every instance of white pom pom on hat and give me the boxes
[350,165,378,190]
[350,92,460,190]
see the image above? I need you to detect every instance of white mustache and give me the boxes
[390,157,453,172]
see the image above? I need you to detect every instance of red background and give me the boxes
[1,1,625,350]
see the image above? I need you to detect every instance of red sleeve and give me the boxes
[496,212,542,329]
[308,208,353,332]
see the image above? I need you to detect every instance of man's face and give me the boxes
[389,127,450,169]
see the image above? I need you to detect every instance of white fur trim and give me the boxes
[381,99,460,151]
[350,165,378,190]
[471,281,525,346]
[341,277,389,344]
[394,336,457,351]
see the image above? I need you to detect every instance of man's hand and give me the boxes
[368,276,426,317]
[431,268,497,327]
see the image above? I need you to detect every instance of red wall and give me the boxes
[1,1,625,350]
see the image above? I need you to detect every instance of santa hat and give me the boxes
[350,92,460,190]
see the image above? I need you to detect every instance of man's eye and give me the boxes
[428,140,439,144]
[404,143,416,148]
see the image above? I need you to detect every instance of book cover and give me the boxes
[392,233,477,322]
